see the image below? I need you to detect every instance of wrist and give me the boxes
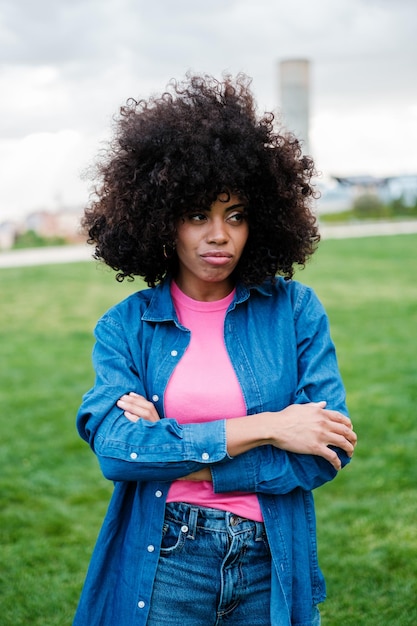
[226,413,270,456]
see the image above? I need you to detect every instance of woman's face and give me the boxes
[174,193,249,301]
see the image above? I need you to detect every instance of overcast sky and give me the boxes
[1,0,416,220]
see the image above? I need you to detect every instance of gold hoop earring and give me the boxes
[163,243,176,259]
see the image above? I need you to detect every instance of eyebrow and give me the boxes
[227,203,247,211]
[205,203,247,212]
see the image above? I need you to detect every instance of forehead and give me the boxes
[177,189,248,216]
[216,191,246,205]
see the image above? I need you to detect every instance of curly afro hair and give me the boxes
[82,73,320,286]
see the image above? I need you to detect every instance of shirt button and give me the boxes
[155,490,163,498]
[138,600,145,609]
[147,545,155,552]
[201,452,210,461]
[152,394,159,402]
[130,452,138,460]
[170,350,178,357]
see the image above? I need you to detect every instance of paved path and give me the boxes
[1,220,416,268]
[319,219,417,239]
[0,243,92,268]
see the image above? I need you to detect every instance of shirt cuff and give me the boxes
[181,419,229,464]
[211,449,258,493]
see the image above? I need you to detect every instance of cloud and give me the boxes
[312,107,417,176]
[0,0,416,219]
[1,0,124,65]
[0,130,93,215]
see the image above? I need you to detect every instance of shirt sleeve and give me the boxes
[211,285,351,495]
[77,313,229,483]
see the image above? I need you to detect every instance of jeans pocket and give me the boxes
[160,519,188,556]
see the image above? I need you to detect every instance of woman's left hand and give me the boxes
[117,392,161,423]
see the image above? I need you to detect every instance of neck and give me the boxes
[174,277,235,302]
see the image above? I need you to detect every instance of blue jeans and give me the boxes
[146,502,321,626]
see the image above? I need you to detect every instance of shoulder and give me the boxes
[97,286,157,328]
[249,277,324,320]
[254,276,311,303]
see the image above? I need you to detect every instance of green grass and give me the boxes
[1,235,416,625]
[0,262,139,625]
[302,235,417,625]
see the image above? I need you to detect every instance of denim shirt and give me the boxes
[74,277,350,626]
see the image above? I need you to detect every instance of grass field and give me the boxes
[1,234,416,625]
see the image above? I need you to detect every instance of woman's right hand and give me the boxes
[117,392,161,423]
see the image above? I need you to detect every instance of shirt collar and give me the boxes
[142,277,273,323]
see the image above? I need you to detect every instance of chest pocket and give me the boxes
[227,328,297,414]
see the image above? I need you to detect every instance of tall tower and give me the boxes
[279,59,311,154]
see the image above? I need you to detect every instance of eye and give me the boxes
[186,212,207,223]
[227,211,247,224]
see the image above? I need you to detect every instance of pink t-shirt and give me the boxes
[165,281,263,522]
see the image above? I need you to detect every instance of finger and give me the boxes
[119,404,160,423]
[328,422,357,446]
[325,410,353,428]
[118,394,161,422]
[124,410,140,423]
[117,398,148,418]
[321,447,342,471]
[345,428,358,446]
[128,392,146,400]
[338,425,358,447]
[119,393,147,406]
[327,433,356,457]
[142,412,160,423]
[117,397,142,412]
[118,394,151,412]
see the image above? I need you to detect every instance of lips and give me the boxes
[201,251,232,258]
[200,251,233,266]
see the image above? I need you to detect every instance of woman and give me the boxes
[74,73,357,626]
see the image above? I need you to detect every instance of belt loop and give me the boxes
[187,506,199,539]
[255,521,265,541]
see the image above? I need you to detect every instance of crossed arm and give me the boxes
[117,392,357,479]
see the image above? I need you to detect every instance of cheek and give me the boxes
[175,224,198,249]
[175,234,198,269]
[238,226,250,251]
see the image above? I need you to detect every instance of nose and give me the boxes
[207,217,229,244]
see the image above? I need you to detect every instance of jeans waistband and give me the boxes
[164,501,265,540]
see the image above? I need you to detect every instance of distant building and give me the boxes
[279,59,311,154]
[332,174,417,205]
[332,175,390,194]
[316,174,417,215]
[0,221,20,250]
[383,175,417,206]
[0,206,85,250]
[26,207,84,242]
[316,179,354,215]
